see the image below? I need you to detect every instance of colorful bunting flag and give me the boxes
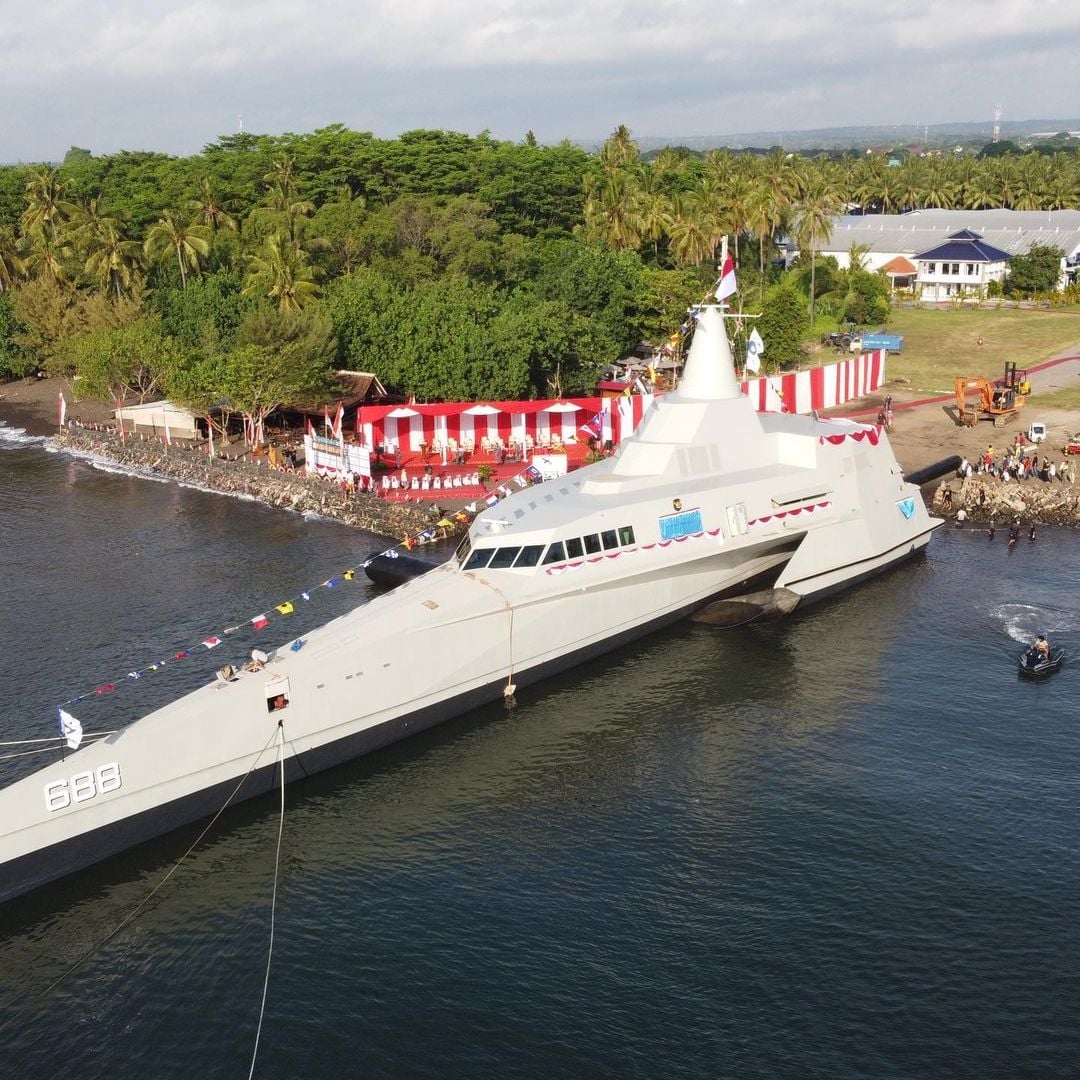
[301,591,311,601]
[202,636,222,649]
[343,570,354,581]
[275,602,295,615]
[251,614,269,630]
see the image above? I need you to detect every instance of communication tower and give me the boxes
[993,104,1002,143]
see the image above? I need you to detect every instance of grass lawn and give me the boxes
[884,308,1080,395]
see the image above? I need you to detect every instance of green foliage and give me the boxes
[529,240,647,388]
[59,318,185,404]
[0,291,33,378]
[150,270,254,353]
[755,280,810,366]
[1005,244,1065,297]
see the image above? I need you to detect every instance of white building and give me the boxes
[806,209,1080,296]
[114,400,200,439]
[914,229,1011,302]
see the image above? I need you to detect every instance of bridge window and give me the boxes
[583,534,602,555]
[463,548,495,571]
[513,545,544,568]
[601,530,618,550]
[488,547,522,569]
[542,541,566,565]
[618,525,636,545]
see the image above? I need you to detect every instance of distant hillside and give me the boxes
[624,119,1080,154]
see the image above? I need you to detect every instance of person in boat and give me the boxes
[1031,635,1051,662]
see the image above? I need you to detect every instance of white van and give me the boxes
[1027,421,1047,444]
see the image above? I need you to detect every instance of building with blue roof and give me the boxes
[796,209,1080,302]
[915,229,1013,302]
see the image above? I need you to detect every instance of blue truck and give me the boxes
[853,332,904,354]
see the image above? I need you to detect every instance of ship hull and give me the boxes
[0,531,933,906]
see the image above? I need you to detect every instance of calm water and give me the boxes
[1,426,1077,1079]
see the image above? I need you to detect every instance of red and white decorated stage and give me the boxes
[305,352,886,499]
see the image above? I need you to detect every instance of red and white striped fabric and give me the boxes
[741,351,886,414]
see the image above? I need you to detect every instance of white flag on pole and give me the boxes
[58,391,67,428]
[746,328,765,373]
[58,708,83,750]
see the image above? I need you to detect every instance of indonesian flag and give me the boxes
[716,254,737,302]
[324,409,332,434]
[202,636,222,649]
[306,417,315,439]
[208,424,215,458]
[332,401,344,441]
[251,613,269,630]
[58,708,83,750]
[58,391,67,427]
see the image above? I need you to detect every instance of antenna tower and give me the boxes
[993,104,1002,143]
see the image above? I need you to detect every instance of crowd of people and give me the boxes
[955,438,1072,484]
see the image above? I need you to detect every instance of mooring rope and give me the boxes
[248,721,287,1080]
[0,731,118,746]
[0,723,284,1039]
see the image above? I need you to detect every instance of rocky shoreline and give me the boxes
[55,428,443,541]
[931,473,1080,525]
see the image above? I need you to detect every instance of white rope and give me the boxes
[0,731,118,747]
[0,734,119,763]
[248,722,287,1080]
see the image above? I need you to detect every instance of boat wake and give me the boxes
[993,601,1080,643]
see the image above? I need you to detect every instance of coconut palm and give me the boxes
[599,125,639,172]
[745,184,783,287]
[795,175,844,322]
[21,167,77,240]
[0,226,26,292]
[187,177,238,234]
[144,212,211,289]
[665,193,709,267]
[242,233,320,313]
[583,168,642,250]
[83,224,144,300]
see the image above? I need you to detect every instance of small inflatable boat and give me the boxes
[1017,647,1065,678]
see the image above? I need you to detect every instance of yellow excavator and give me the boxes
[955,363,1026,427]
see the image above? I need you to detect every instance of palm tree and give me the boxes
[745,184,783,288]
[83,223,144,300]
[665,193,709,267]
[599,125,639,172]
[634,166,670,258]
[144,212,211,288]
[0,226,26,292]
[187,177,238,234]
[795,176,844,322]
[583,169,642,251]
[21,167,77,240]
[242,233,320,313]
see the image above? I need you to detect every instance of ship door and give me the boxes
[265,676,291,713]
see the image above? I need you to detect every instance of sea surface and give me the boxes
[1,422,1078,1080]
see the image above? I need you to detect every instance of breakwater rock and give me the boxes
[932,474,1080,525]
[55,430,440,541]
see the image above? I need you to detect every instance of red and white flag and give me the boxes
[332,401,344,441]
[58,391,67,428]
[715,254,737,302]
[251,614,269,630]
[202,636,222,649]
[208,424,215,458]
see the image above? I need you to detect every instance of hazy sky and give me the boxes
[2,0,1079,161]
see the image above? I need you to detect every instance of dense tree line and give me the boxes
[1,123,1078,413]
